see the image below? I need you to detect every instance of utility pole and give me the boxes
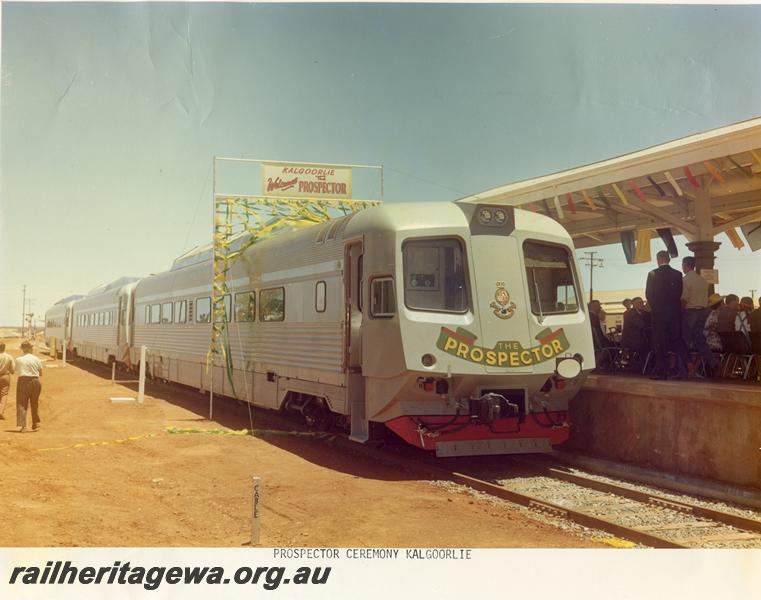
[580,252,604,301]
[21,284,26,338]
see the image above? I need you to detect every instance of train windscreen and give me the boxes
[523,241,579,316]
[403,238,468,313]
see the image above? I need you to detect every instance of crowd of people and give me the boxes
[589,251,761,379]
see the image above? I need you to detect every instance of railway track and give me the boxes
[74,358,761,547]
[434,456,761,549]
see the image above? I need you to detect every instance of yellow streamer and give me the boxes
[726,228,745,249]
[580,190,597,210]
[702,161,726,184]
[611,183,630,207]
[38,433,156,453]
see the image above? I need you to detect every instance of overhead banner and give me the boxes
[262,162,353,199]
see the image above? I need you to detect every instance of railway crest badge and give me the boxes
[490,284,516,320]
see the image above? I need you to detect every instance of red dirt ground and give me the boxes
[0,339,603,548]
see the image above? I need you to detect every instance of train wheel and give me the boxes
[303,399,334,432]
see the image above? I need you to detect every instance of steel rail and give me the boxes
[438,469,686,548]
[513,456,761,538]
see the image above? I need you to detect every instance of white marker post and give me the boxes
[138,345,147,404]
[251,476,261,546]
[62,343,67,367]
[111,362,116,386]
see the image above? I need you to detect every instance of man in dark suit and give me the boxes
[621,296,650,357]
[645,250,689,379]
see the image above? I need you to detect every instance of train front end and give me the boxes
[362,202,594,457]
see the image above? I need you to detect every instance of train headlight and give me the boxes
[477,208,493,225]
[421,353,436,368]
[556,357,582,379]
[493,209,507,225]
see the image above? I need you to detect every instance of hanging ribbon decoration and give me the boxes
[541,198,552,217]
[628,179,648,202]
[726,228,746,249]
[564,193,577,214]
[207,196,380,390]
[683,166,701,188]
[581,189,598,210]
[702,160,726,184]
[611,183,630,207]
[749,149,761,168]
[663,171,683,196]
[553,196,565,220]
[657,228,679,258]
[620,230,636,265]
[646,176,667,197]
[633,229,652,264]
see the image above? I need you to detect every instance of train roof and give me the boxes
[87,276,141,296]
[54,294,85,305]
[165,201,572,276]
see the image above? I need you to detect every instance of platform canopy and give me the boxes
[457,117,761,262]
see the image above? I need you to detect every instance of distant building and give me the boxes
[591,289,645,333]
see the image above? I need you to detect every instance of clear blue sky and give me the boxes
[2,3,761,325]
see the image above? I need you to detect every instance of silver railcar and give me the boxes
[114,202,593,456]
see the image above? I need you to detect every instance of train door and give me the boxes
[64,305,72,348]
[116,288,132,364]
[344,239,368,441]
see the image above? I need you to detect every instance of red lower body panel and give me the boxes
[385,413,569,452]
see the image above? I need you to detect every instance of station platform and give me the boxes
[564,374,761,489]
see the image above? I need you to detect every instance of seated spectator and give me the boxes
[621,296,650,356]
[703,293,723,352]
[738,297,753,340]
[750,298,761,333]
[588,300,610,350]
[718,293,751,353]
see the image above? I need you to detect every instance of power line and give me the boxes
[579,252,604,301]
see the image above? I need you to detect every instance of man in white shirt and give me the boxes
[0,343,14,419]
[681,256,716,375]
[15,341,43,432]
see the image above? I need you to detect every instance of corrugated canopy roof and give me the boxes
[457,117,761,250]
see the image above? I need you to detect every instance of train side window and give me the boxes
[161,302,173,324]
[196,297,211,323]
[150,304,161,324]
[174,300,187,324]
[370,278,396,318]
[188,300,194,323]
[315,281,326,313]
[260,287,285,322]
[234,292,256,322]
[213,294,232,322]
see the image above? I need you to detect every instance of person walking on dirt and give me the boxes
[0,343,15,419]
[15,341,43,432]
